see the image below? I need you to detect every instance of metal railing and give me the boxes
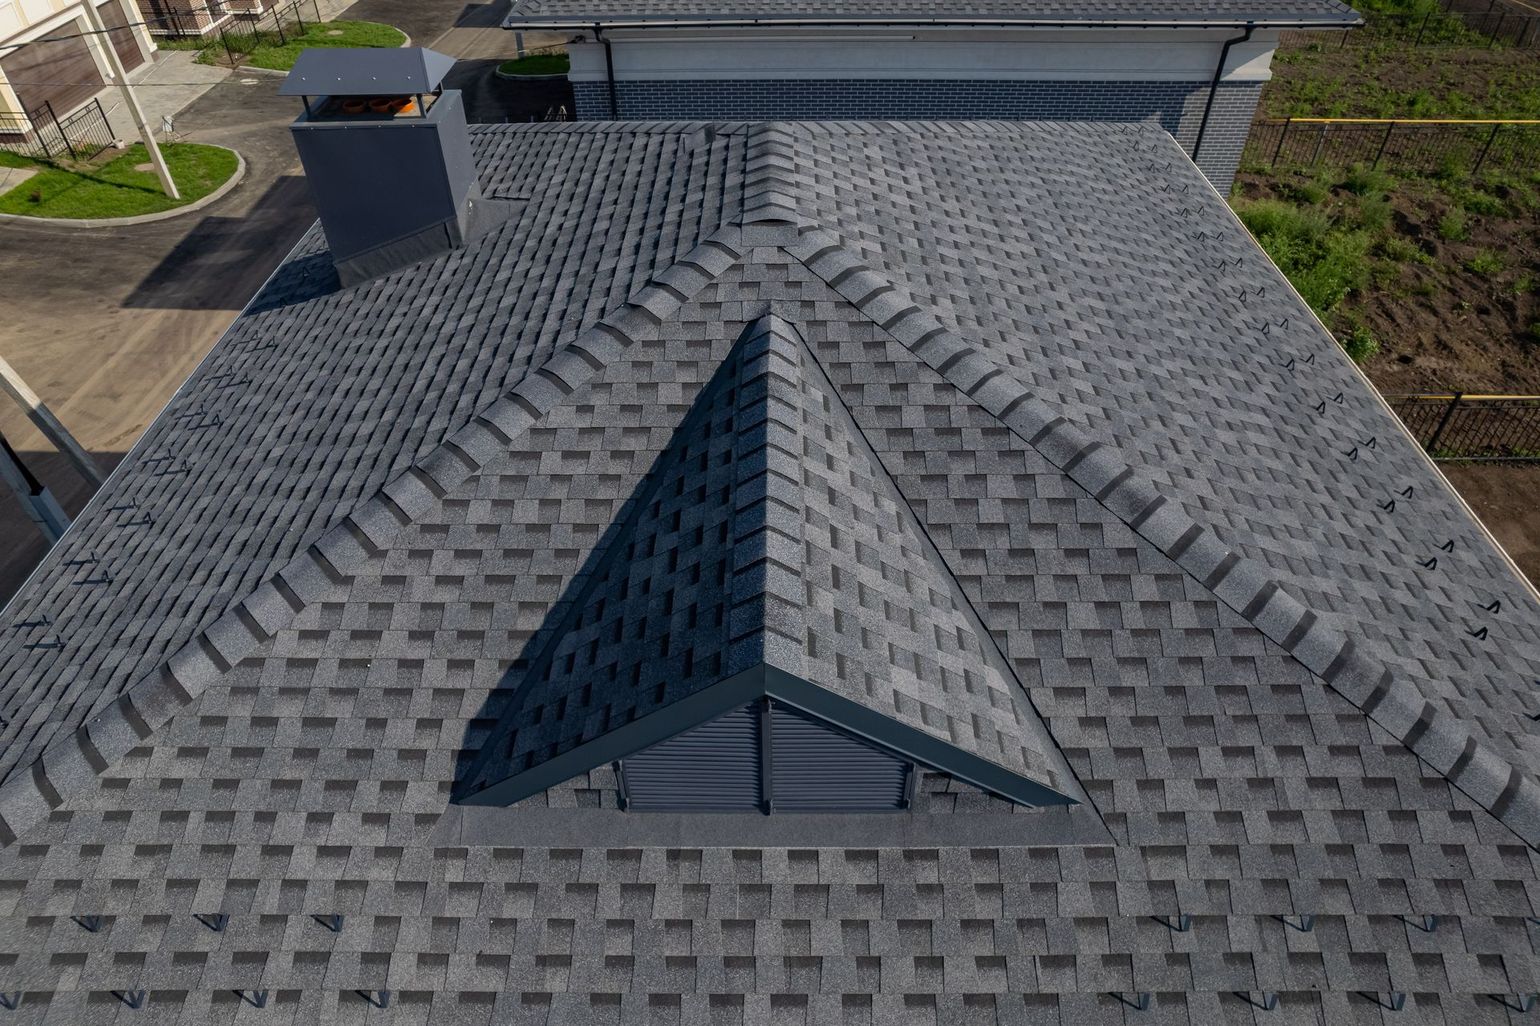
[1387,393,1540,460]
[205,0,323,67]
[1281,2,1540,48]
[1242,117,1540,176]
[0,99,114,162]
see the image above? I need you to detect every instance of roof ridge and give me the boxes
[0,225,751,849]
[783,223,1540,850]
[454,311,1082,809]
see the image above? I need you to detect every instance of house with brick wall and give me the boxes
[503,0,1360,192]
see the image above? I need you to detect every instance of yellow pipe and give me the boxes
[1278,117,1540,125]
[1392,394,1540,401]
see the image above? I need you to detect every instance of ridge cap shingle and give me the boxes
[782,222,1540,851]
[0,223,750,850]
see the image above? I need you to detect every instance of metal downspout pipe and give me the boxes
[1191,23,1254,171]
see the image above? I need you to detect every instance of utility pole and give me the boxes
[78,0,178,199]
[0,354,104,487]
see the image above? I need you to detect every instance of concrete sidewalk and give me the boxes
[99,50,230,144]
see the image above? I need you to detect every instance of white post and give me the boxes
[0,353,104,486]
[78,0,179,199]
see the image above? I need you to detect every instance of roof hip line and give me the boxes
[781,222,1540,851]
[0,223,752,851]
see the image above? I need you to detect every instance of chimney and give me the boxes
[283,47,485,287]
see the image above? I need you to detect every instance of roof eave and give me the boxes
[502,12,1364,30]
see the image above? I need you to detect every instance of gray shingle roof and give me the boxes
[504,0,1361,27]
[0,120,1537,1020]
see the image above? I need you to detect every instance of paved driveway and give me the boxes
[0,2,560,603]
[0,75,314,603]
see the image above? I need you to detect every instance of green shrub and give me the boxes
[1378,236,1429,263]
[1464,249,1504,274]
[1356,195,1393,231]
[1284,177,1331,205]
[1339,324,1381,363]
[1513,274,1536,295]
[1436,210,1469,240]
[1237,199,1370,315]
[1456,187,1507,217]
[1342,165,1395,197]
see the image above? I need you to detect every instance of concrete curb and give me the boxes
[493,68,568,81]
[0,147,246,228]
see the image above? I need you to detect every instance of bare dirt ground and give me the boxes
[1441,462,1540,586]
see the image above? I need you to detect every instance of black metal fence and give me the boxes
[1242,118,1540,176]
[0,99,114,162]
[1281,1,1540,48]
[205,0,323,67]
[148,1,231,38]
[1387,394,1540,460]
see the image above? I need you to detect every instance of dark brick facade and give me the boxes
[571,78,1263,192]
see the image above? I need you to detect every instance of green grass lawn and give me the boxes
[497,52,569,76]
[198,19,405,70]
[0,143,238,219]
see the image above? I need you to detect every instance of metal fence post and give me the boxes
[1310,122,1329,166]
[1272,117,1291,167]
[1372,121,1394,169]
[1472,123,1501,174]
[1414,9,1432,44]
[1490,10,1504,46]
[1426,392,1464,452]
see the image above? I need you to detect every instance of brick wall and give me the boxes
[571,78,1263,193]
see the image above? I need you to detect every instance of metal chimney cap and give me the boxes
[279,46,458,96]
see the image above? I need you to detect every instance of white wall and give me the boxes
[567,27,1282,83]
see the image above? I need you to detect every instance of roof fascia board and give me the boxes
[507,15,1361,30]
[762,666,1078,808]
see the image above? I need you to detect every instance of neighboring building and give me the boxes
[0,0,151,134]
[2,100,1540,1020]
[503,0,1361,192]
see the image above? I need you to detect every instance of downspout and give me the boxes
[593,22,619,118]
[1191,23,1253,169]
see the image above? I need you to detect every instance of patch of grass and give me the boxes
[1436,209,1469,240]
[1339,323,1382,362]
[1356,195,1393,231]
[1284,177,1332,204]
[1464,249,1504,274]
[1529,322,1540,343]
[1514,273,1536,295]
[1378,235,1430,263]
[1236,198,1372,315]
[232,20,405,71]
[0,143,237,219]
[497,52,569,76]
[1342,165,1396,197]
[1448,185,1508,217]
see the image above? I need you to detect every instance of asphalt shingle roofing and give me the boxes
[503,0,1361,27]
[0,119,1538,1021]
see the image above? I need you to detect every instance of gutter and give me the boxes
[1191,23,1254,167]
[507,14,1361,31]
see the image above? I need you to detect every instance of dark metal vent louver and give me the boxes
[621,700,910,813]
[621,703,762,811]
[770,704,908,812]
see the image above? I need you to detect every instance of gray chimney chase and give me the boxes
[284,47,484,287]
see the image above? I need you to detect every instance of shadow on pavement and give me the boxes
[123,175,315,311]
